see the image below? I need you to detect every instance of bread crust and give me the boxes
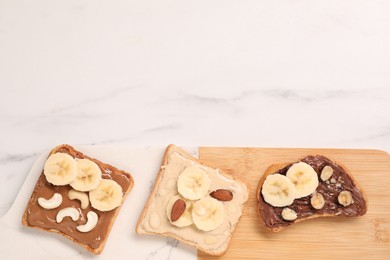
[22,144,134,254]
[256,155,368,232]
[136,144,248,256]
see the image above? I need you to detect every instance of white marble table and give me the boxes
[0,0,389,258]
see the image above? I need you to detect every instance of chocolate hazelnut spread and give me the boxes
[24,146,132,250]
[259,155,367,230]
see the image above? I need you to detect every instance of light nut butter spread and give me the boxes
[24,146,132,250]
[140,152,248,254]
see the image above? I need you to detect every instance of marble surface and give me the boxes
[0,0,389,257]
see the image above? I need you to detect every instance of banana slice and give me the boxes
[70,159,102,192]
[192,197,225,231]
[177,166,211,200]
[166,195,193,228]
[89,179,123,211]
[43,153,78,186]
[261,174,296,207]
[286,162,319,199]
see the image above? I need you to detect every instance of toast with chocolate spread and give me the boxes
[22,144,134,254]
[257,155,367,232]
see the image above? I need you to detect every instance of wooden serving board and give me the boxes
[197,148,390,260]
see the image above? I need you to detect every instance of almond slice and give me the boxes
[171,199,186,221]
[210,189,233,201]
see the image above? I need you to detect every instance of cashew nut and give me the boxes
[56,207,80,223]
[68,189,89,209]
[38,193,63,209]
[76,211,98,232]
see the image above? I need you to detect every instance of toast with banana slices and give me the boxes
[22,144,134,254]
[136,144,248,256]
[257,155,367,232]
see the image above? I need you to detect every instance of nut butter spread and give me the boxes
[25,146,132,250]
[259,155,367,230]
[140,152,248,254]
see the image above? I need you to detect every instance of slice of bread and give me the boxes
[136,144,248,256]
[22,144,134,254]
[257,155,367,232]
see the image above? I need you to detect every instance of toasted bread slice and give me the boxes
[257,155,367,232]
[136,144,248,256]
[22,144,134,254]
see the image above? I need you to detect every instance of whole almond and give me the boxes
[171,199,186,221]
[210,189,233,201]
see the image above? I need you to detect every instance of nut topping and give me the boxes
[68,189,89,209]
[310,192,325,209]
[281,208,297,221]
[171,199,186,222]
[56,207,80,223]
[320,166,333,181]
[76,211,98,233]
[38,193,63,209]
[338,191,353,207]
[210,189,233,201]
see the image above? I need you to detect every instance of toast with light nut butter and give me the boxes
[136,144,248,256]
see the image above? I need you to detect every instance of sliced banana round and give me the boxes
[44,153,78,186]
[177,166,211,200]
[166,195,193,228]
[261,174,296,207]
[192,197,225,231]
[70,159,102,192]
[89,179,123,211]
[286,162,319,199]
